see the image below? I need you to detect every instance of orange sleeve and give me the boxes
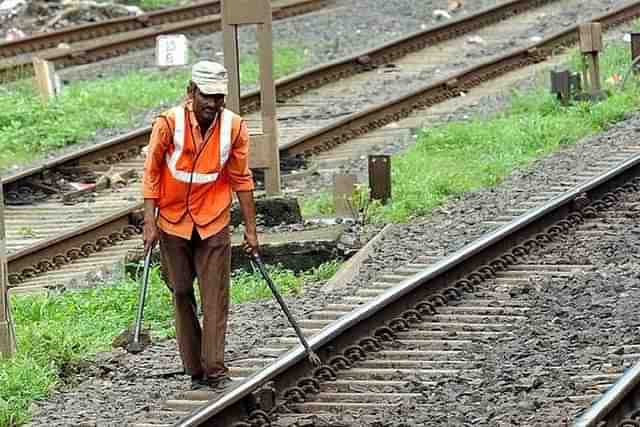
[143,116,172,199]
[228,120,256,192]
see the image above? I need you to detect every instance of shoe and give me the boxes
[207,374,238,392]
[191,374,208,390]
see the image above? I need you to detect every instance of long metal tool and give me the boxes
[126,207,159,354]
[250,253,322,366]
[127,242,154,354]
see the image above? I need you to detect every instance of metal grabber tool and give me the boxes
[126,238,154,354]
[249,253,322,366]
[123,208,158,354]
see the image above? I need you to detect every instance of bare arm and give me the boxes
[227,120,258,255]
[143,198,159,253]
[236,190,259,255]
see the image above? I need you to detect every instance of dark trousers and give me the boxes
[159,227,231,379]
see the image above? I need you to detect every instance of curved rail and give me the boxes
[0,1,222,59]
[173,148,640,425]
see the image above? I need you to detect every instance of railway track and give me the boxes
[575,359,640,426]
[123,143,640,425]
[5,0,640,297]
[0,1,223,59]
[0,0,328,82]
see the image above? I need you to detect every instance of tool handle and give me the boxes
[132,245,153,343]
[132,208,158,344]
[251,254,314,355]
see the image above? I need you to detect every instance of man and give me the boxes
[142,61,258,390]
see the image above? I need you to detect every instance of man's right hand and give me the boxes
[143,218,160,254]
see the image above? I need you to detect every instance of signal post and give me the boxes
[0,183,16,358]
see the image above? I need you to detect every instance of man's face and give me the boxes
[192,86,225,124]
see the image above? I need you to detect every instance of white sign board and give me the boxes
[156,35,189,67]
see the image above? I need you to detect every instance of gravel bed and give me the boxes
[351,113,640,287]
[332,194,640,426]
[248,0,626,134]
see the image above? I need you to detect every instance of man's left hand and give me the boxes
[243,230,259,256]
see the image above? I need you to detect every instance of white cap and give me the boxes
[191,61,228,95]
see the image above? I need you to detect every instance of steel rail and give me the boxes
[6,204,143,287]
[2,128,149,188]
[173,148,640,425]
[0,0,328,83]
[0,1,222,59]
[237,0,560,112]
[574,361,640,427]
[281,0,640,156]
[0,0,568,194]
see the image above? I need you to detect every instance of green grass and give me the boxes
[377,42,640,222]
[304,41,640,222]
[300,192,336,217]
[0,259,340,427]
[0,47,308,172]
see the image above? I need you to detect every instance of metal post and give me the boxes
[222,0,281,195]
[334,174,357,217]
[0,183,16,358]
[257,12,281,195]
[631,33,640,74]
[368,155,391,204]
[222,23,241,114]
[579,23,603,98]
[550,69,570,105]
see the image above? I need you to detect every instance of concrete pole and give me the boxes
[0,182,16,358]
[222,0,281,195]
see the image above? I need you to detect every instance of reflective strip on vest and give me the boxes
[165,106,233,184]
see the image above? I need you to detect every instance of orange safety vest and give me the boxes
[156,105,243,226]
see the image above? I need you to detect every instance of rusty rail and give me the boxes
[0,0,328,83]
[6,204,143,289]
[281,1,640,156]
[0,1,222,59]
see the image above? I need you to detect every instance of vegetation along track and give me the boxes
[128,145,640,425]
[5,0,640,295]
[0,0,329,82]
